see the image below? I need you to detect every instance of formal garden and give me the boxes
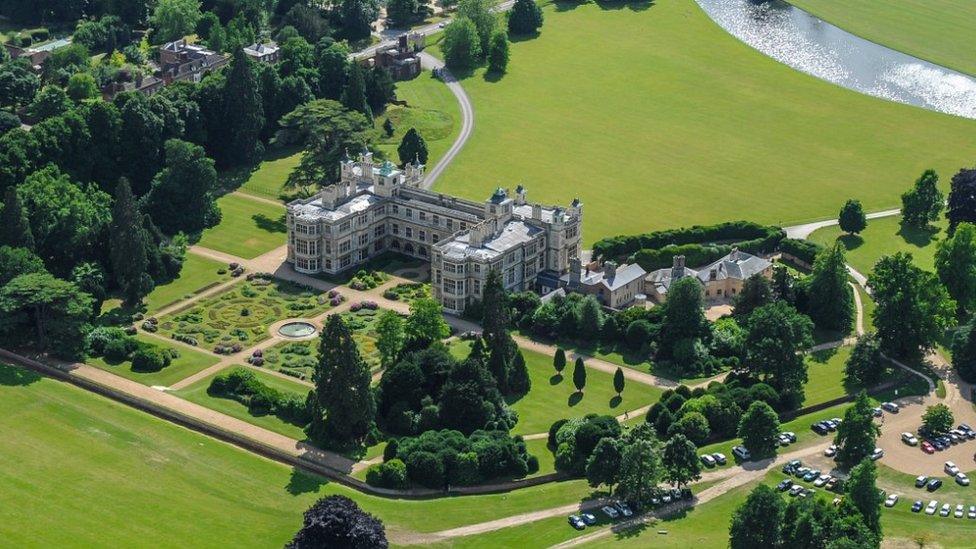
[382,281,431,302]
[154,276,332,353]
[84,330,219,387]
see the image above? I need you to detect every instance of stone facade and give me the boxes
[644,249,773,304]
[159,40,229,84]
[286,152,582,313]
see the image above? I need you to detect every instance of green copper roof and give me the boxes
[379,160,395,176]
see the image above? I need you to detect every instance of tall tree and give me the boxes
[375,309,405,369]
[405,297,450,346]
[613,367,625,396]
[0,246,45,286]
[457,0,496,53]
[732,273,773,318]
[869,252,954,358]
[572,357,587,393]
[396,127,428,166]
[729,485,784,549]
[661,276,707,355]
[838,198,867,234]
[71,261,107,315]
[216,48,264,168]
[508,349,531,395]
[807,243,854,332]
[82,101,123,192]
[311,315,375,444]
[0,185,34,249]
[288,495,388,549]
[486,30,509,74]
[553,348,566,375]
[340,62,371,119]
[744,302,813,407]
[578,294,603,336]
[844,333,885,388]
[117,92,164,194]
[109,177,152,306]
[935,222,976,314]
[662,433,701,488]
[442,17,482,70]
[834,391,879,469]
[947,166,976,235]
[845,458,882,536]
[585,436,622,494]
[0,272,92,359]
[279,99,373,186]
[339,0,380,41]
[508,0,543,35]
[922,403,954,436]
[315,41,350,100]
[951,320,976,383]
[901,169,943,228]
[615,438,662,507]
[151,0,202,43]
[145,139,220,234]
[0,59,40,109]
[738,400,780,459]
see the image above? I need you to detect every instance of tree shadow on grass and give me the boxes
[595,0,655,12]
[509,31,541,44]
[0,364,42,386]
[836,233,863,252]
[483,70,504,83]
[609,395,622,409]
[897,221,942,248]
[253,213,288,234]
[286,468,328,496]
[568,391,584,406]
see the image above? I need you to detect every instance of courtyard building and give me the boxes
[286,151,582,313]
[557,258,647,309]
[159,39,229,84]
[644,248,772,303]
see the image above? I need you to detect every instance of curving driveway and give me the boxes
[418,52,474,189]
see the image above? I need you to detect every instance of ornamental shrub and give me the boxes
[131,346,170,372]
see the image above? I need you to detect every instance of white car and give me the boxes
[813,475,830,487]
[901,432,919,446]
[882,402,900,413]
[945,461,960,476]
[925,500,939,515]
[732,445,751,461]
[955,504,965,518]
[601,505,619,519]
[615,501,633,517]
[789,484,804,497]
[956,472,970,486]
[824,444,837,457]
[940,503,951,517]
[700,454,716,467]
[884,494,899,507]
[969,505,976,519]
[870,447,884,460]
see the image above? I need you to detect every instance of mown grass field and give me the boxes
[0,361,616,547]
[142,252,231,313]
[808,215,947,275]
[376,70,461,168]
[173,366,312,440]
[237,147,304,201]
[804,345,853,407]
[87,333,220,387]
[787,0,976,77]
[196,193,287,259]
[431,0,976,246]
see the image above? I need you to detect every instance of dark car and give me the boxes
[812,422,829,435]
[777,479,793,491]
[927,478,943,492]
[911,500,924,513]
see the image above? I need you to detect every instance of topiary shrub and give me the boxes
[131,346,171,372]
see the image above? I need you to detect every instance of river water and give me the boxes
[695,0,976,119]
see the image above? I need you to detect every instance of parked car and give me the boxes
[812,422,829,435]
[581,513,597,525]
[782,432,796,442]
[712,453,727,465]
[955,504,965,518]
[814,475,830,487]
[969,505,976,519]
[915,475,928,488]
[615,502,633,517]
[601,506,619,519]
[700,454,716,467]
[945,461,960,476]
[940,503,951,517]
[825,477,839,491]
[803,469,820,482]
[732,445,751,461]
[777,479,793,491]
[956,472,970,486]
[824,445,837,457]
[777,433,791,446]
[568,515,586,530]
[824,420,838,432]
[870,448,884,460]
[881,402,900,413]
[884,494,899,507]
[921,441,936,454]
[902,432,919,446]
[949,432,961,444]
[911,500,923,513]
[925,500,938,515]
[927,479,943,491]
[872,407,883,417]
[788,485,804,497]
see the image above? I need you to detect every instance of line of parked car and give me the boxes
[699,452,727,467]
[822,443,883,461]
[915,424,976,454]
[913,461,971,491]
[913,499,976,519]
[779,460,844,497]
[568,491,693,531]
[811,417,844,436]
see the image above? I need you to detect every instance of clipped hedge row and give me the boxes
[208,368,312,426]
[592,221,785,266]
[778,238,823,266]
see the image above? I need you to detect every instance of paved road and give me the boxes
[782,207,901,239]
[418,52,474,189]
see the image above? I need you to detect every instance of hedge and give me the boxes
[778,238,823,266]
[208,368,312,426]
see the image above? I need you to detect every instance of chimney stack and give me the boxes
[605,261,617,279]
[569,257,582,289]
[672,255,686,279]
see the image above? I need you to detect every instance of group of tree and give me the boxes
[442,0,521,74]
[729,457,882,548]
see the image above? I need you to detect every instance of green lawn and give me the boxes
[787,0,976,77]
[0,361,616,547]
[196,193,286,259]
[808,215,947,275]
[87,333,220,387]
[376,70,461,169]
[172,366,312,440]
[430,0,976,246]
[803,346,853,407]
[237,147,304,201]
[143,252,231,313]
[450,341,663,435]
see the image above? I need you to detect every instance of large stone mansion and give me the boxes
[286,152,583,313]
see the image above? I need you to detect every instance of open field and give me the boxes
[143,252,231,313]
[431,0,976,246]
[376,70,461,168]
[804,346,853,407]
[237,147,303,201]
[172,366,312,440]
[0,361,623,546]
[196,193,287,259]
[787,0,976,77]
[808,215,947,275]
[87,333,220,387]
